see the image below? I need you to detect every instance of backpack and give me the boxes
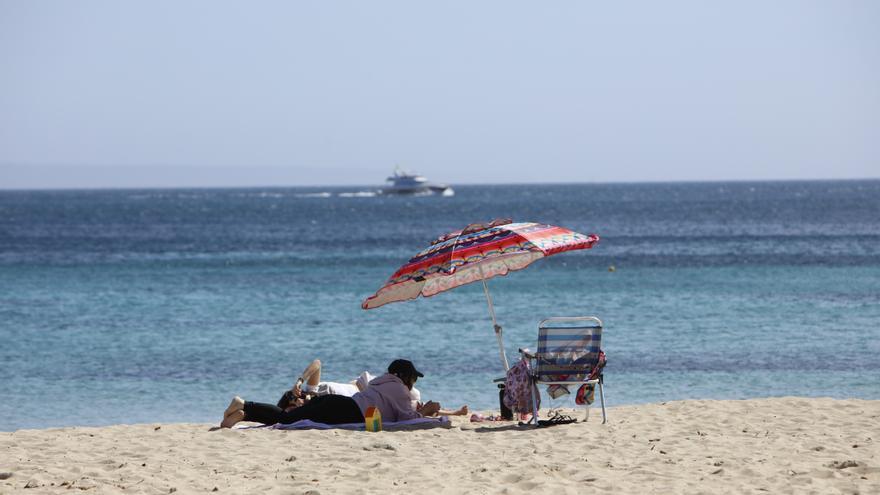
[503,357,539,414]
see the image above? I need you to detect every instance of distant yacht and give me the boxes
[379,168,454,196]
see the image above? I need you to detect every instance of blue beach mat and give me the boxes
[237,416,451,431]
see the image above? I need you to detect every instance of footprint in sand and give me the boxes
[502,473,523,483]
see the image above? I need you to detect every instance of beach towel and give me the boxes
[237,416,451,431]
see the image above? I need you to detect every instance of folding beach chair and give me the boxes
[520,316,606,425]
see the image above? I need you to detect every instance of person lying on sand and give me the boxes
[275,359,468,417]
[221,359,447,428]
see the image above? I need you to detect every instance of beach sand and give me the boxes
[2,397,877,494]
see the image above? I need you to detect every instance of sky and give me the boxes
[1,1,878,189]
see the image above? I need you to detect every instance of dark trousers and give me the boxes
[244,394,364,425]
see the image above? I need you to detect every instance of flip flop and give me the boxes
[537,412,576,427]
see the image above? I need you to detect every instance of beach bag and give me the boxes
[503,357,539,414]
[574,350,607,406]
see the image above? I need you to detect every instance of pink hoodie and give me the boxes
[352,373,421,422]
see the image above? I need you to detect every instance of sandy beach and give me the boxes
[1,397,877,494]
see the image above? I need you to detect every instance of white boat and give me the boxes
[379,168,454,196]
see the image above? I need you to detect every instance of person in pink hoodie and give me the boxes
[221,359,440,427]
[351,359,439,421]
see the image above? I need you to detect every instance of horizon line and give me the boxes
[1,176,878,193]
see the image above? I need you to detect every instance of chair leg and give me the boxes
[598,380,607,424]
[530,380,540,426]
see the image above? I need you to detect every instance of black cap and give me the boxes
[388,359,424,378]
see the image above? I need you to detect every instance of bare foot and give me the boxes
[223,396,244,420]
[220,409,245,428]
[456,405,469,416]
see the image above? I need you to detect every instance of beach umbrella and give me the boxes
[361,219,599,372]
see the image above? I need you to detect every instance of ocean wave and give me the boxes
[294,192,333,198]
[338,191,378,198]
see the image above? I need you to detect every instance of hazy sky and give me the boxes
[1,1,878,189]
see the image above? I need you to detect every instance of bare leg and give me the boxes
[437,405,469,416]
[296,359,322,390]
[278,360,323,410]
[288,359,322,399]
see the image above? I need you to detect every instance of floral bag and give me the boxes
[503,356,540,414]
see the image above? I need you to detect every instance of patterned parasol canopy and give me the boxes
[362,219,600,309]
[362,219,600,371]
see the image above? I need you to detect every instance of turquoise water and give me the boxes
[1,181,878,431]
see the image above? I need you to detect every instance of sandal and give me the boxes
[537,411,576,427]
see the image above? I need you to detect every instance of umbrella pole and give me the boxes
[482,278,510,372]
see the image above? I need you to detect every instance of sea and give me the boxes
[1,181,879,431]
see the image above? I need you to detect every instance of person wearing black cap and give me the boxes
[220,359,440,427]
[352,359,440,421]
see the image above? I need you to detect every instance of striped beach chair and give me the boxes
[520,316,606,424]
